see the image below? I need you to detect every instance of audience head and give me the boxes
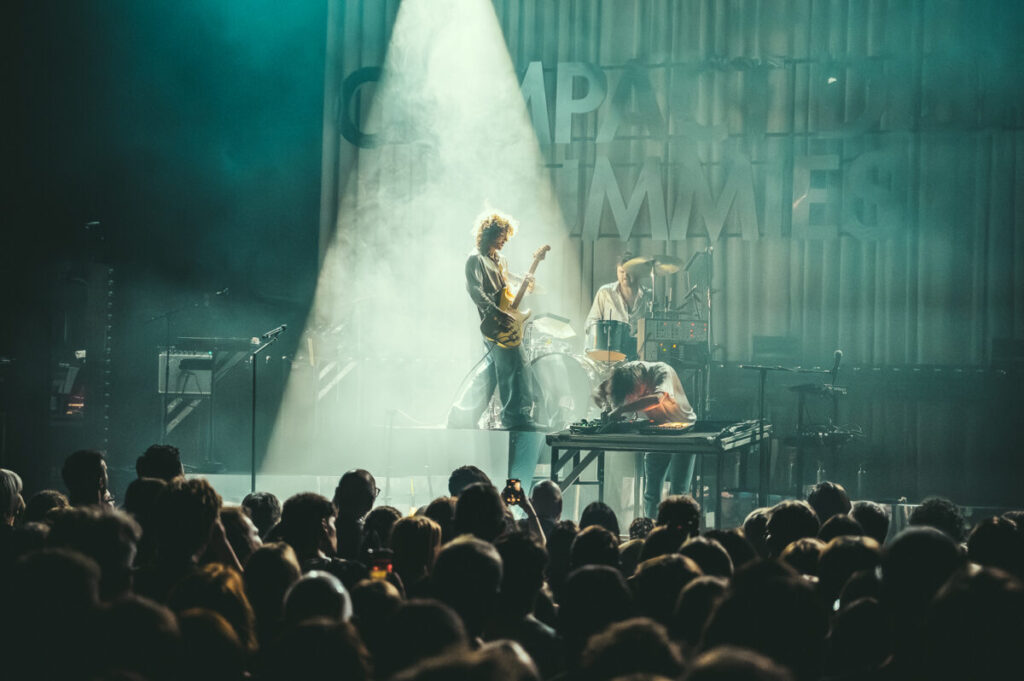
[545,519,578,591]
[703,528,758,569]
[779,537,826,576]
[136,444,184,481]
[375,599,468,679]
[333,469,378,518]
[422,496,457,544]
[580,501,620,538]
[909,496,966,542]
[806,481,851,524]
[177,608,246,681]
[558,565,633,664]
[656,494,701,537]
[99,595,182,681]
[123,477,166,519]
[0,468,25,525]
[243,542,301,641]
[241,491,281,538]
[851,500,890,545]
[570,524,620,570]
[363,505,401,550]
[818,513,863,542]
[389,641,537,681]
[703,574,828,681]
[167,562,257,654]
[448,465,491,497]
[62,449,109,506]
[262,619,371,681]
[283,569,352,624]
[817,535,881,606]
[431,535,503,637]
[766,500,820,557]
[630,554,703,625]
[679,536,733,578]
[6,548,102,678]
[280,492,337,559]
[629,516,655,540]
[838,568,882,608]
[154,477,221,561]
[618,538,646,577]
[220,506,262,566]
[743,507,772,558]
[454,482,506,542]
[530,480,562,520]
[669,575,727,649]
[881,526,964,620]
[390,515,442,585]
[683,646,795,681]
[967,516,1024,579]
[826,597,890,677]
[494,531,547,618]
[349,577,401,658]
[639,524,688,562]
[48,505,142,599]
[579,618,684,681]
[22,488,69,523]
[924,567,1024,681]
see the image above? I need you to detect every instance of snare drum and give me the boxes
[586,320,633,362]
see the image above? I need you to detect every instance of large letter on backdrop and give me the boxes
[554,63,607,145]
[597,62,666,143]
[844,148,905,240]
[792,153,841,240]
[339,67,382,149]
[520,61,552,147]
[669,153,759,242]
[583,157,666,241]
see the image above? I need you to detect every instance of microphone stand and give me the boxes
[250,326,286,493]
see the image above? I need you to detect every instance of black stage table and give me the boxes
[545,420,772,529]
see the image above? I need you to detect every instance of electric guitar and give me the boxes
[480,244,551,348]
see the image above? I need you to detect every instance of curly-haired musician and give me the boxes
[447,212,541,431]
[595,360,697,518]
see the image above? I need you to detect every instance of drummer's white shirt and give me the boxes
[584,281,651,338]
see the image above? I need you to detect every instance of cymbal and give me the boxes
[622,255,684,277]
[507,274,545,295]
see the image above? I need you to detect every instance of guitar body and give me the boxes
[480,288,531,348]
[480,244,550,348]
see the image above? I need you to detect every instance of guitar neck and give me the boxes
[510,257,543,311]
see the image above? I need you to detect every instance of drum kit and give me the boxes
[523,251,712,428]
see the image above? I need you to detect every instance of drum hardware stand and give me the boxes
[250,324,286,493]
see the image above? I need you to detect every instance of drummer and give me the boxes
[584,252,651,361]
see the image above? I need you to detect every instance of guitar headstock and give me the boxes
[533,245,551,261]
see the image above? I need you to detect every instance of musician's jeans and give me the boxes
[447,341,536,429]
[643,452,696,519]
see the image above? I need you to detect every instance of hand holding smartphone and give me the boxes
[501,478,524,505]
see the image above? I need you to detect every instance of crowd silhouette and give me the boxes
[0,446,1022,681]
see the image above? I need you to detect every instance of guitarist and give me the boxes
[447,212,543,431]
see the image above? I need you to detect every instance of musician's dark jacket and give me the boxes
[465,252,508,320]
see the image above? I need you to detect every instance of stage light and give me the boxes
[263,0,573,488]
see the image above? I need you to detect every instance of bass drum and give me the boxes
[529,352,603,429]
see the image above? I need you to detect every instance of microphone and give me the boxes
[831,349,843,385]
[261,324,287,339]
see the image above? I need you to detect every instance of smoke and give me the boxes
[264,0,576,475]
